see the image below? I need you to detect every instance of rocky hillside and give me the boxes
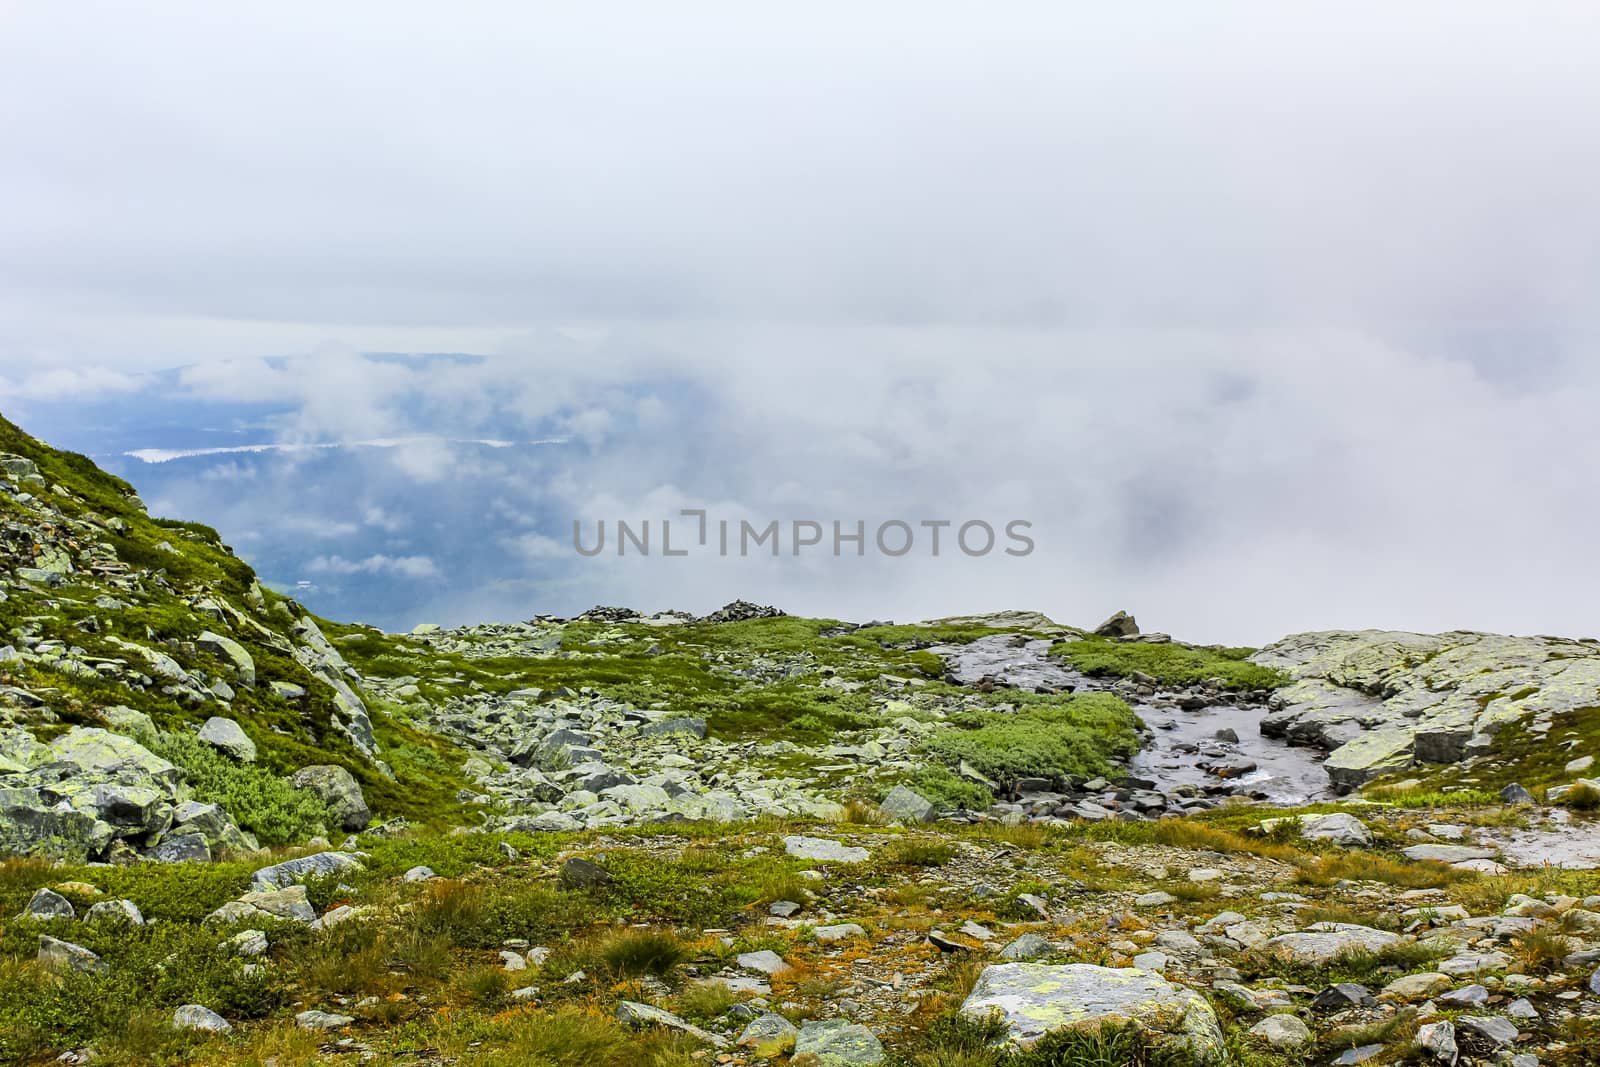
[7,411,1600,1067]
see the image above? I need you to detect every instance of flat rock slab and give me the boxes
[784,836,870,863]
[960,963,1223,1063]
[1401,844,1497,863]
[793,1019,886,1066]
[737,949,792,976]
[251,852,365,891]
[1262,924,1401,965]
[616,1001,729,1048]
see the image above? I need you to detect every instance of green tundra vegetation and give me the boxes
[6,411,1600,1067]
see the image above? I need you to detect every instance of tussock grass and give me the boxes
[1296,905,1402,932]
[883,839,957,867]
[1241,940,1445,986]
[1558,783,1600,811]
[1151,820,1303,862]
[595,928,693,978]
[675,979,739,1020]
[1292,853,1462,889]
[907,1012,1208,1067]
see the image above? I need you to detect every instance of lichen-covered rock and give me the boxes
[84,899,144,926]
[616,1001,728,1047]
[879,784,936,823]
[20,887,74,920]
[197,631,256,687]
[0,726,185,860]
[784,836,870,863]
[290,765,370,831]
[1254,630,1600,786]
[960,963,1223,1063]
[792,1019,886,1066]
[207,885,317,925]
[739,1012,799,1055]
[173,1004,232,1033]
[149,832,211,863]
[172,800,255,853]
[38,934,107,975]
[1262,923,1402,964]
[251,851,364,890]
[197,717,257,762]
[48,728,178,787]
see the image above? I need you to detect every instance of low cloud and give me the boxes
[305,554,443,580]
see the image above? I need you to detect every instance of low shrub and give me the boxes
[141,730,331,846]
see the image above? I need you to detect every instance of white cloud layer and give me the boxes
[305,554,443,580]
[2,3,1599,641]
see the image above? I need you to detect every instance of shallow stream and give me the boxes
[936,634,1331,805]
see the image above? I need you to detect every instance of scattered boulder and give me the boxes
[172,1005,232,1033]
[736,949,792,976]
[999,933,1054,960]
[960,963,1222,1063]
[207,885,317,926]
[792,1019,886,1066]
[1457,1015,1519,1048]
[559,857,614,889]
[38,935,107,975]
[289,766,370,831]
[295,1010,354,1031]
[616,1001,728,1047]
[784,836,870,863]
[1262,924,1402,965]
[196,631,256,687]
[20,887,74,920]
[739,1012,799,1056]
[1250,1014,1312,1050]
[197,717,256,763]
[1094,611,1139,638]
[879,785,936,823]
[251,851,364,891]
[1258,811,1371,847]
[84,899,144,926]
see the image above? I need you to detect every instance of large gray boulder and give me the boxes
[197,631,256,688]
[172,800,255,852]
[38,935,107,975]
[1259,811,1372,847]
[960,963,1223,1063]
[173,1004,233,1033]
[1262,924,1402,964]
[251,851,365,891]
[784,836,871,863]
[20,887,74,920]
[197,717,257,762]
[48,728,178,786]
[1094,611,1140,638]
[290,765,370,831]
[0,454,41,482]
[1254,630,1600,785]
[879,785,936,823]
[792,1019,886,1066]
[0,727,183,860]
[206,885,317,926]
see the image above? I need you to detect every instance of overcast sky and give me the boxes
[3,3,1600,643]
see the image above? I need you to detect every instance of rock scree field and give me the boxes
[4,410,1600,1066]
